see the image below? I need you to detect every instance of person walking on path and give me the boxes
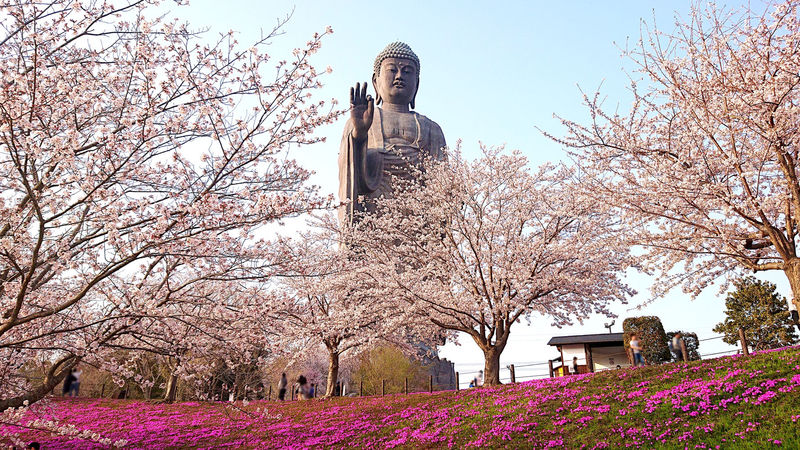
[277,373,288,401]
[67,367,82,397]
[630,334,645,367]
[672,333,684,362]
[572,356,580,375]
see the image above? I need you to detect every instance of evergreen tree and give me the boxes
[713,277,797,351]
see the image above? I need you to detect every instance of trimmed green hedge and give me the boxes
[623,316,670,364]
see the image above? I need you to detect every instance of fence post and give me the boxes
[360,378,363,397]
[456,372,460,391]
[404,378,408,395]
[510,364,516,383]
[268,385,272,401]
[548,360,554,378]
[680,339,689,362]
[738,328,750,356]
[381,379,385,396]
[429,375,433,393]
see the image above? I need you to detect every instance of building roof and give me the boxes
[547,332,624,346]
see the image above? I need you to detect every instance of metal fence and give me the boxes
[40,332,750,401]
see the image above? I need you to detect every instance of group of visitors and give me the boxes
[629,332,686,368]
[61,366,82,397]
[276,373,317,401]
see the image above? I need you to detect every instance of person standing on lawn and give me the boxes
[67,366,82,397]
[572,356,580,375]
[630,334,645,367]
[277,373,288,401]
[62,369,76,396]
[296,375,311,400]
[672,332,684,362]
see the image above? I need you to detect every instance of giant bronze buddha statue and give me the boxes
[338,42,446,224]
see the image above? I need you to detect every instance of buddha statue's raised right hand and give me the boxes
[350,82,373,142]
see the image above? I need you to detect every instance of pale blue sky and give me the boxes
[179,0,782,382]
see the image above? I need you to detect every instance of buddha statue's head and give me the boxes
[372,42,420,110]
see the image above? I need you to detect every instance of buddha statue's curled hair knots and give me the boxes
[373,42,420,75]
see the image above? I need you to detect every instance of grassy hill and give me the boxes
[4,347,800,448]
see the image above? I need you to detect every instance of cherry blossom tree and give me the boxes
[96,272,287,402]
[273,220,419,397]
[0,0,339,410]
[352,147,635,385]
[552,1,800,309]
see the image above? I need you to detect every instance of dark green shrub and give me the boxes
[666,330,700,361]
[623,316,670,364]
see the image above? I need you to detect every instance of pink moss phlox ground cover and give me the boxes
[3,347,800,448]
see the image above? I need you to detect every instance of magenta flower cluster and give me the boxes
[3,347,799,448]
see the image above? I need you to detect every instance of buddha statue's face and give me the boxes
[373,57,418,107]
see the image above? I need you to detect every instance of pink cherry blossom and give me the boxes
[350,146,636,384]
[550,0,800,307]
[0,0,340,411]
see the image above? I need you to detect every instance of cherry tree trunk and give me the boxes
[483,348,502,386]
[0,356,77,412]
[0,371,71,411]
[784,259,800,312]
[164,374,178,403]
[325,349,340,397]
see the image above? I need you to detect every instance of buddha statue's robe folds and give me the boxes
[338,106,446,223]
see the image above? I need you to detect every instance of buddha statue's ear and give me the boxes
[410,75,418,110]
[372,73,382,106]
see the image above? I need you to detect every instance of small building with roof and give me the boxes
[547,332,630,376]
